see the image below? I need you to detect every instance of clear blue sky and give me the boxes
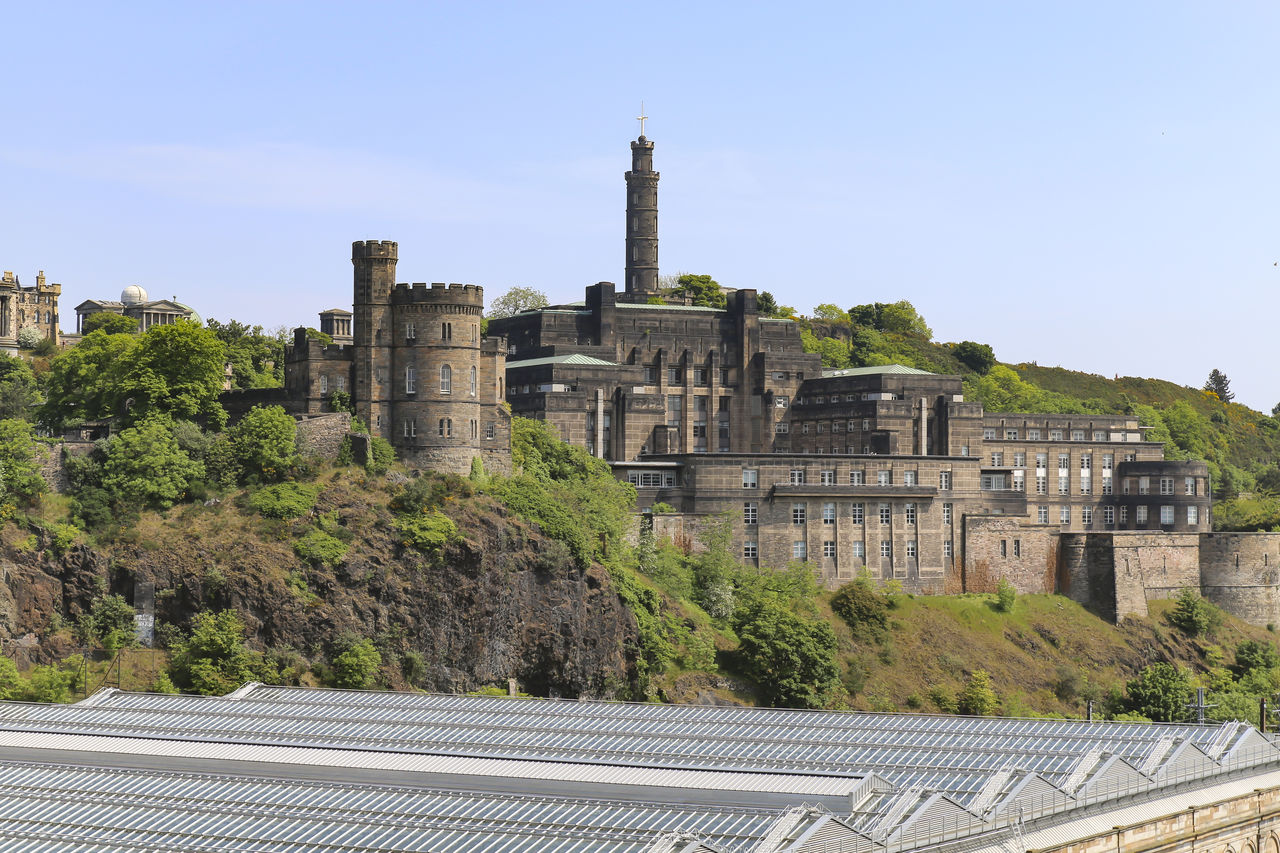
[5,2,1278,409]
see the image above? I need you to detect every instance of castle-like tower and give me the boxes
[624,135,659,297]
[351,240,399,437]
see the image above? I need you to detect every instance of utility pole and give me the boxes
[1185,687,1217,726]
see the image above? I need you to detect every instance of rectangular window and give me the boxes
[1060,506,1071,524]
[877,470,891,486]
[1027,429,1041,440]
[1135,504,1149,524]
[905,503,917,524]
[879,503,891,524]
[801,423,809,434]
[880,540,892,558]
[790,468,805,485]
[668,367,682,384]
[851,503,865,524]
[1138,477,1150,495]
[906,540,917,559]
[743,502,757,525]
[792,503,806,525]
[862,418,871,430]
[983,428,997,440]
[1080,476,1091,495]
[1093,430,1107,441]
[1071,429,1085,441]
[742,469,758,488]
[1000,540,1007,557]
[1120,505,1128,524]
[1104,505,1115,525]
[943,503,952,525]
[1036,453,1048,469]
[1058,454,1070,470]
[1037,506,1049,524]
[852,541,865,559]
[1058,475,1070,495]
[403,419,416,438]
[693,368,707,386]
[991,452,1003,466]
[1012,471,1025,491]
[903,470,916,486]
[1103,453,1114,470]
[404,366,416,394]
[823,541,836,558]
[1013,539,1022,557]
[743,541,758,560]
[943,540,953,558]
[775,395,789,408]
[822,502,836,525]
[775,422,789,434]
[1188,505,1199,525]
[1081,454,1091,469]
[792,541,807,560]
[643,366,657,383]
[1102,479,1113,495]
[1082,506,1093,526]
[1160,505,1174,525]
[820,470,835,485]
[1036,476,1047,495]
[1050,429,1063,441]
[850,471,865,486]
[939,471,951,490]
[1185,477,1196,496]
[1005,429,1018,440]
[1014,452,1026,467]
[1159,477,1174,495]
[485,422,495,440]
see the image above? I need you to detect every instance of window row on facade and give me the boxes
[743,499,954,527]
[403,364,478,396]
[401,418,495,440]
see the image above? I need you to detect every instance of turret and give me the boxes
[352,240,398,307]
[351,240,399,438]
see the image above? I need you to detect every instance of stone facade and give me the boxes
[282,241,511,476]
[0,269,61,353]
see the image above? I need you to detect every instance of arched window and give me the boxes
[440,364,452,394]
[469,365,477,396]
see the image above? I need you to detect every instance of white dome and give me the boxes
[120,284,149,306]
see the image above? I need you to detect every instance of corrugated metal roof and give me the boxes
[506,353,622,368]
[820,364,939,377]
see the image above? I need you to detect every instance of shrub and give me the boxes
[328,638,381,689]
[1235,639,1280,675]
[650,501,677,514]
[831,579,889,642]
[228,405,297,482]
[48,522,80,557]
[957,669,1000,715]
[293,528,349,567]
[395,510,459,554]
[168,609,269,695]
[995,578,1016,613]
[16,325,44,349]
[101,416,204,509]
[367,436,395,474]
[249,482,321,519]
[734,597,841,708]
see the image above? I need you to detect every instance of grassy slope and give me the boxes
[831,590,1276,717]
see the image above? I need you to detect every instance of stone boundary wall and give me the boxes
[294,412,351,459]
[962,516,1060,595]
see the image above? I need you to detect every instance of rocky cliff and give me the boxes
[0,479,642,698]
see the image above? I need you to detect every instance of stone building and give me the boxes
[73,284,199,333]
[283,241,511,476]
[489,133,1219,602]
[0,269,61,353]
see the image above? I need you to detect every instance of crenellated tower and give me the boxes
[351,240,398,438]
[624,134,659,297]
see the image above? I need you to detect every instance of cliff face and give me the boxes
[0,486,642,698]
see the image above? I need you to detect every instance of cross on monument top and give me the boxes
[636,102,648,138]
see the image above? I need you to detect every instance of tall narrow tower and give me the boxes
[351,240,398,439]
[624,134,659,297]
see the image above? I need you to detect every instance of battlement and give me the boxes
[390,281,485,307]
[351,240,398,260]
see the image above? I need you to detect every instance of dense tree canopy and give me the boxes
[953,341,996,374]
[207,318,285,389]
[0,418,45,503]
[227,405,297,482]
[848,300,933,339]
[0,355,40,420]
[670,274,726,309]
[39,329,139,430]
[81,313,139,335]
[115,320,228,427]
[1125,662,1194,722]
[101,416,204,509]
[733,597,840,708]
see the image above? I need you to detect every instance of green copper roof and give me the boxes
[821,364,938,377]
[615,302,725,313]
[506,353,621,369]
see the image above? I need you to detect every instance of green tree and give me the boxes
[81,594,137,650]
[328,638,382,689]
[953,341,996,374]
[115,320,228,427]
[800,329,852,369]
[670,274,726,309]
[0,418,46,503]
[756,291,795,319]
[168,610,267,695]
[812,303,850,324]
[0,354,41,420]
[39,329,139,429]
[734,597,840,708]
[1204,368,1234,403]
[1125,662,1195,722]
[81,313,139,335]
[957,669,1000,715]
[228,405,297,481]
[0,657,20,700]
[830,578,889,642]
[101,416,204,509]
[207,318,286,389]
[848,300,933,339]
[487,286,549,319]
[1168,587,1220,636]
[1234,639,1279,675]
